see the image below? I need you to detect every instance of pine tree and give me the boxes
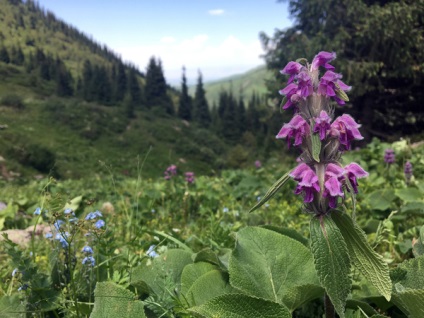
[127,68,143,106]
[0,47,10,63]
[115,62,127,101]
[220,91,238,142]
[177,66,192,121]
[55,58,74,97]
[82,60,94,101]
[193,71,211,126]
[144,57,174,115]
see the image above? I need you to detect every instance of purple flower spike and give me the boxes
[330,114,363,150]
[344,163,368,193]
[297,71,313,98]
[276,115,310,147]
[323,163,345,208]
[404,161,413,182]
[281,61,303,84]
[311,51,337,71]
[290,163,320,203]
[314,111,332,140]
[384,149,396,164]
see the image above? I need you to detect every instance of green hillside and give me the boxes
[189,65,272,106]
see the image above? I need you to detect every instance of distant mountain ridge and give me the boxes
[189,65,272,106]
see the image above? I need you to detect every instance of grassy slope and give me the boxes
[189,65,272,106]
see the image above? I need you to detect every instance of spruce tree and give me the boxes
[115,62,127,101]
[0,47,10,63]
[193,71,211,126]
[178,66,192,120]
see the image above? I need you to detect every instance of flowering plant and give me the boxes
[251,52,392,318]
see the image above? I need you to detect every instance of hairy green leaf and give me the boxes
[249,171,291,213]
[91,282,146,318]
[310,215,351,318]
[0,295,26,318]
[188,294,291,318]
[181,262,218,295]
[229,227,319,310]
[332,212,391,301]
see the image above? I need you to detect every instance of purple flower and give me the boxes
[323,163,345,209]
[33,207,41,215]
[311,51,337,71]
[185,172,195,184]
[81,246,94,254]
[255,160,262,169]
[330,114,363,150]
[404,161,413,182]
[384,149,396,164]
[290,163,320,203]
[281,61,303,84]
[82,256,95,266]
[344,163,368,193]
[164,164,177,180]
[94,219,105,229]
[276,115,310,147]
[314,111,332,140]
[297,71,313,99]
[318,71,351,105]
[279,83,299,110]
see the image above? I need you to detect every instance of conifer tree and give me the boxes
[193,71,211,126]
[115,62,127,101]
[178,66,192,121]
[127,68,143,106]
[0,47,10,63]
[82,59,94,101]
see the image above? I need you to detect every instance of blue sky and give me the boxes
[37,0,292,84]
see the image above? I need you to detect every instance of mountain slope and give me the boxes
[189,65,272,106]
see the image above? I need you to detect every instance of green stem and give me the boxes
[325,293,335,318]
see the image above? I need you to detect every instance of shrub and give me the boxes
[0,94,25,109]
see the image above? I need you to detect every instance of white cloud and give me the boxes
[160,36,176,44]
[208,9,225,16]
[116,34,264,84]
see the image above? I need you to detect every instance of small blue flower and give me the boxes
[12,268,18,277]
[18,284,29,291]
[55,232,69,248]
[33,207,41,215]
[45,233,53,239]
[265,203,270,208]
[85,210,103,220]
[82,256,95,266]
[257,196,261,202]
[64,208,74,215]
[223,207,229,213]
[54,220,65,230]
[151,209,156,213]
[81,246,93,254]
[146,245,159,258]
[94,219,105,229]
[69,217,79,223]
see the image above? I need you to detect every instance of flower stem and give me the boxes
[325,293,335,318]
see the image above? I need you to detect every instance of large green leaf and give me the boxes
[90,282,146,318]
[366,189,395,211]
[249,171,291,212]
[229,227,320,310]
[0,295,26,318]
[332,212,391,300]
[395,188,423,202]
[391,255,424,318]
[130,249,192,297]
[185,270,234,307]
[412,225,424,257]
[281,284,324,312]
[188,294,291,318]
[181,262,218,295]
[310,215,351,318]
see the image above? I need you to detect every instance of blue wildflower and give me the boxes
[82,256,95,266]
[94,219,105,229]
[69,217,79,223]
[33,207,41,215]
[12,268,18,277]
[223,207,229,213]
[54,220,65,230]
[81,246,93,254]
[146,245,159,258]
[64,208,74,215]
[45,233,53,239]
[257,196,261,202]
[18,284,29,291]
[55,232,69,248]
[85,210,103,220]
